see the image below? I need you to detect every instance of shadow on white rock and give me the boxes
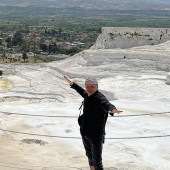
[166,72,170,85]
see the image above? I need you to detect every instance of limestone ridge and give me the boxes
[90,27,170,84]
[92,27,170,49]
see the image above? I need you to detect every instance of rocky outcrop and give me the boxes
[92,27,170,49]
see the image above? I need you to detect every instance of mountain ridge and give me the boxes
[0,0,170,10]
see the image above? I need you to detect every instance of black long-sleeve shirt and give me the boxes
[71,82,116,137]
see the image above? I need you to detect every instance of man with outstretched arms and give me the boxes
[64,76,122,170]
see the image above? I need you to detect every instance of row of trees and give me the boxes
[1,50,28,63]
[40,43,81,56]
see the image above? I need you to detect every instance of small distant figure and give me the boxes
[124,56,126,59]
[64,76,123,170]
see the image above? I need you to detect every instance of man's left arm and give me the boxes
[98,93,123,115]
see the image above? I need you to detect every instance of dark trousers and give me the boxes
[81,135,104,170]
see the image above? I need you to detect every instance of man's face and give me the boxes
[85,81,98,96]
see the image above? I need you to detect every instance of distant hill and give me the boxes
[0,0,170,10]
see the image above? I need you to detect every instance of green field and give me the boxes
[0,6,170,31]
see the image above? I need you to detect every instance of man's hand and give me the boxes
[64,76,73,86]
[108,109,123,114]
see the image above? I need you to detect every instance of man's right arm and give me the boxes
[64,76,86,98]
[71,82,87,98]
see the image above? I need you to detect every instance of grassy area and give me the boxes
[1,7,170,30]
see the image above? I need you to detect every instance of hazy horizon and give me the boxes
[0,0,170,9]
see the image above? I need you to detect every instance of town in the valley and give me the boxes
[0,26,100,63]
